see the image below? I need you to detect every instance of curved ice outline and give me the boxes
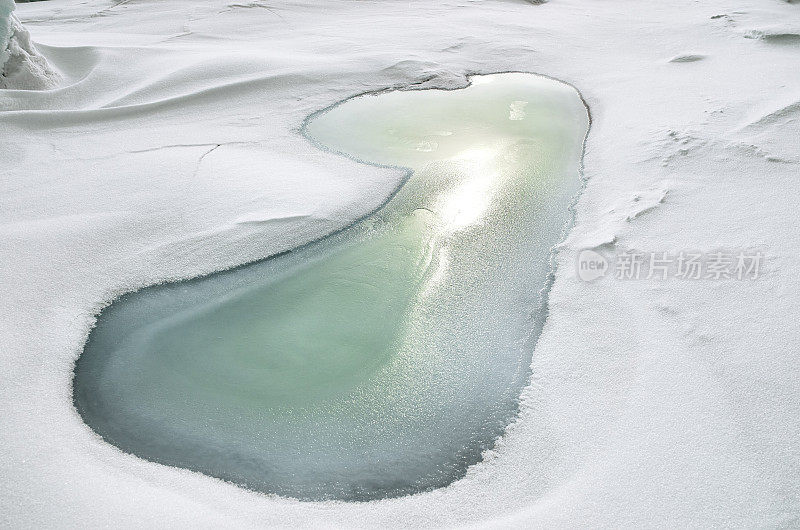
[70,70,592,501]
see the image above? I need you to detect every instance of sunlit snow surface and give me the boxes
[73,73,588,501]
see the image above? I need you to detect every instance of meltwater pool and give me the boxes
[73,73,589,501]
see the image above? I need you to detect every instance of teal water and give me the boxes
[73,73,589,501]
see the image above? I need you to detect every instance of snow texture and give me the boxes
[0,0,12,68]
[1,0,799,527]
[0,2,60,90]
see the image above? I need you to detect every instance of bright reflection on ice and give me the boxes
[73,73,589,502]
[440,147,497,230]
[509,100,528,120]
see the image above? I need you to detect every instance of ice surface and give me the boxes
[2,0,800,527]
[73,73,588,501]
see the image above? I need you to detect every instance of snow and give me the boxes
[0,0,13,68]
[1,0,799,527]
[0,0,60,90]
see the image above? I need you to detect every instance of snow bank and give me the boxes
[0,0,12,66]
[0,0,59,90]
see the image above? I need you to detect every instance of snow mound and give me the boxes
[668,54,705,63]
[0,0,11,59]
[0,0,60,90]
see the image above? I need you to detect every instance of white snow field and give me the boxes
[1,0,799,527]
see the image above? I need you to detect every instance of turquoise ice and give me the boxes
[73,73,589,501]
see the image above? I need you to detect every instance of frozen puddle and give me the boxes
[73,73,589,501]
